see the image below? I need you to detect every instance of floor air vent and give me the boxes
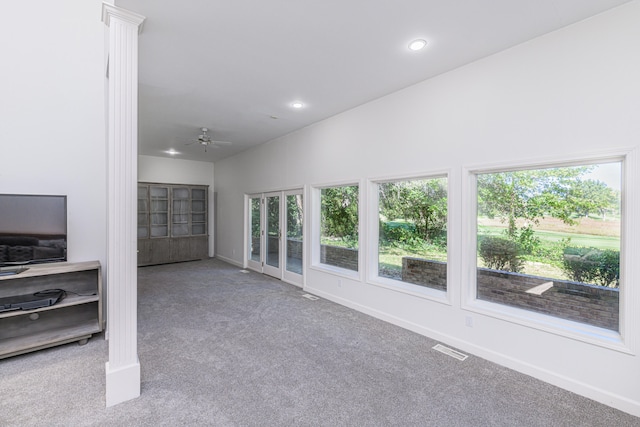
[432,344,468,361]
[302,294,320,301]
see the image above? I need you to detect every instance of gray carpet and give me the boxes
[2,258,638,426]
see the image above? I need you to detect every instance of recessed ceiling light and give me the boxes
[408,39,427,51]
[164,149,179,155]
[291,101,304,109]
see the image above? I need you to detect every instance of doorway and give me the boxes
[246,190,304,286]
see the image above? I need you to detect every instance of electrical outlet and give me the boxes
[465,316,473,328]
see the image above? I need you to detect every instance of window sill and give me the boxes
[463,298,632,354]
[367,276,450,305]
[310,263,360,281]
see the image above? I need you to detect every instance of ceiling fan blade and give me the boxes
[182,128,233,152]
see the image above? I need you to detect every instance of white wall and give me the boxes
[214,2,640,416]
[138,155,215,255]
[0,0,107,266]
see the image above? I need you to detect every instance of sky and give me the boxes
[585,162,621,191]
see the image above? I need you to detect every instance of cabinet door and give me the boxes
[191,187,207,236]
[171,187,190,237]
[137,239,152,265]
[150,186,169,237]
[149,239,171,264]
[190,236,209,259]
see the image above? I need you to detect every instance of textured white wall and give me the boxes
[214,2,640,416]
[0,0,106,266]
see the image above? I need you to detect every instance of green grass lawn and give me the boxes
[477,224,620,279]
[379,245,446,277]
[380,223,620,281]
[478,225,620,250]
[332,216,620,281]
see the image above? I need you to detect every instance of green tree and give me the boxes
[568,179,620,220]
[286,194,303,238]
[379,178,447,243]
[250,198,260,239]
[321,186,358,245]
[477,166,594,242]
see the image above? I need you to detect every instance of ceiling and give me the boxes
[116,0,632,163]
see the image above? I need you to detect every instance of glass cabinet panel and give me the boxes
[171,187,190,236]
[150,186,169,237]
[191,188,207,235]
[137,186,149,238]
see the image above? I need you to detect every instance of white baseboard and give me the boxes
[214,254,243,267]
[304,285,640,418]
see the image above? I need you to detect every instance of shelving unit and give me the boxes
[138,183,209,266]
[0,261,102,359]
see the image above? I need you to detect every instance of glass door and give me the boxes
[283,190,303,286]
[246,190,304,285]
[263,193,281,279]
[247,195,262,271]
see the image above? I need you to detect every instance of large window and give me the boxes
[320,185,359,271]
[377,177,448,291]
[475,162,622,331]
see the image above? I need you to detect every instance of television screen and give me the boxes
[0,194,67,267]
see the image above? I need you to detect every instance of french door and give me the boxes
[263,192,281,278]
[246,189,304,286]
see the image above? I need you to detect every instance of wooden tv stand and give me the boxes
[0,261,103,359]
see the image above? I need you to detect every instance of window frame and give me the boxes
[310,180,363,280]
[366,171,453,304]
[462,149,638,353]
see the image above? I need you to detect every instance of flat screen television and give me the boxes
[0,194,67,267]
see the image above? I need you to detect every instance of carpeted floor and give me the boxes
[1,258,638,426]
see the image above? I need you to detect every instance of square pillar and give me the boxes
[102,3,145,408]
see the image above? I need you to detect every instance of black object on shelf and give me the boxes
[0,289,66,313]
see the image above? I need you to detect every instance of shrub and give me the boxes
[561,247,619,287]
[598,250,620,287]
[479,236,523,273]
[380,221,416,244]
[515,224,541,255]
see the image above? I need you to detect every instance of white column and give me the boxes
[102,3,145,408]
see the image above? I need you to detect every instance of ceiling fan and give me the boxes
[185,127,232,152]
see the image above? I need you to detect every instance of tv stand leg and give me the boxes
[78,338,89,346]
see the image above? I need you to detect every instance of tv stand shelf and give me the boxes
[0,261,103,359]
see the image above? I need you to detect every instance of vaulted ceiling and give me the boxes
[116,0,632,162]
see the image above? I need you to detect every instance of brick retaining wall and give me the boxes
[401,257,619,330]
[287,238,302,260]
[321,244,358,271]
[402,257,447,291]
[477,268,618,330]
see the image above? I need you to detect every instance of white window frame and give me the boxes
[366,171,454,304]
[310,180,363,280]
[462,149,638,353]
